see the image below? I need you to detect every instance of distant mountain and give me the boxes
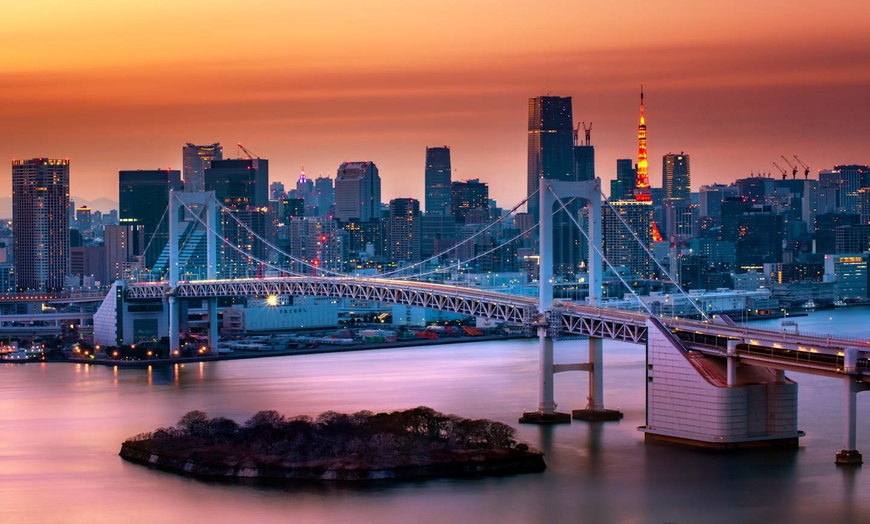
[71,197,119,214]
[0,196,118,219]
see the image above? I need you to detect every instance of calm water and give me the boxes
[2,308,869,523]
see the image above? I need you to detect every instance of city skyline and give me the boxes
[2,1,869,210]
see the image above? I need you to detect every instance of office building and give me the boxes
[182,142,222,192]
[334,161,381,222]
[12,158,70,292]
[314,176,335,216]
[425,146,452,215]
[573,124,595,182]
[662,152,690,205]
[527,96,575,222]
[119,169,182,269]
[104,224,145,281]
[205,158,270,277]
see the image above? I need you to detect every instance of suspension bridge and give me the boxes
[93,179,870,464]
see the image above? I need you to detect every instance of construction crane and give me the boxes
[573,122,593,146]
[772,161,788,180]
[793,155,810,179]
[237,143,259,159]
[780,155,798,179]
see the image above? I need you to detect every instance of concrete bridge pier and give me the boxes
[208,297,218,355]
[519,326,571,424]
[573,337,624,421]
[837,349,866,465]
[168,295,180,356]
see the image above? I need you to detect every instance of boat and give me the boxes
[802,300,816,310]
[1,349,43,362]
[834,299,847,308]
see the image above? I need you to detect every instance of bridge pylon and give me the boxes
[167,190,219,356]
[520,178,622,424]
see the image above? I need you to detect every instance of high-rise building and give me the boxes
[451,179,489,224]
[698,184,740,219]
[104,224,145,281]
[205,158,270,277]
[182,143,222,192]
[12,158,70,292]
[388,198,421,262]
[611,159,636,202]
[527,96,575,222]
[425,146,452,215]
[205,158,269,209]
[334,161,381,222]
[75,206,92,233]
[119,169,182,268]
[603,200,654,279]
[573,124,595,182]
[269,181,285,200]
[662,152,691,205]
[314,176,335,216]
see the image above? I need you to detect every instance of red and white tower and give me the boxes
[634,85,651,202]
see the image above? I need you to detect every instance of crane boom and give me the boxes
[237,143,259,159]
[772,161,788,180]
[793,155,810,179]
[780,155,798,179]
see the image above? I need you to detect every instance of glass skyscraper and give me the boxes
[425,146,452,215]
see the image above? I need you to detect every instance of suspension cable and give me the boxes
[392,221,538,281]
[548,188,654,316]
[379,189,539,278]
[597,188,708,319]
[212,198,347,277]
[174,195,309,278]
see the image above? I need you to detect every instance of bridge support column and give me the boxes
[168,295,180,356]
[726,340,738,386]
[836,374,863,465]
[573,337,623,421]
[519,327,570,424]
[208,297,218,355]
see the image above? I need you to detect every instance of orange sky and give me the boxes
[2,1,869,210]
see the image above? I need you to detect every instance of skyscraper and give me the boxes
[119,169,182,268]
[603,200,653,279]
[205,158,270,277]
[573,123,595,182]
[425,146,452,215]
[527,96,575,222]
[334,161,381,222]
[182,143,222,192]
[662,152,691,205]
[12,158,70,292]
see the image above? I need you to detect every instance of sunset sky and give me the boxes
[2,1,868,211]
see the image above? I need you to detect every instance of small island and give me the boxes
[119,407,545,481]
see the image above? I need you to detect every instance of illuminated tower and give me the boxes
[634,86,651,202]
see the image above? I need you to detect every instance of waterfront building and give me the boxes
[182,143,222,193]
[13,158,70,292]
[824,253,869,300]
[425,146,452,215]
[334,161,381,222]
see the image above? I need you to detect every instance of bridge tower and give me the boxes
[167,190,219,355]
[520,178,623,424]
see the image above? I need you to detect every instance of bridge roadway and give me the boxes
[126,276,870,380]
